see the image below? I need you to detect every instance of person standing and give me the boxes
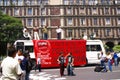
[15,49,25,80]
[36,57,41,72]
[42,26,48,40]
[56,26,63,40]
[0,46,23,80]
[113,52,118,67]
[65,52,75,76]
[23,26,32,40]
[107,52,113,72]
[57,52,65,77]
[33,26,40,40]
[21,51,32,80]
[98,51,107,72]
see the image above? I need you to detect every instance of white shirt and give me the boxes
[15,54,24,61]
[1,57,22,80]
[37,58,41,64]
[100,54,106,61]
[107,54,112,60]
[56,28,62,33]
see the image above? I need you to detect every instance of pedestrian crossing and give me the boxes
[29,71,66,80]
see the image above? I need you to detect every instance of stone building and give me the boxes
[0,0,120,47]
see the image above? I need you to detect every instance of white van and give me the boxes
[86,40,106,64]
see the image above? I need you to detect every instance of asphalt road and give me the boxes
[29,65,120,80]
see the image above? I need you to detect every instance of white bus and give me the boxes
[14,39,106,65]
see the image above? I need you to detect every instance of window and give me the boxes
[67,7,72,14]
[41,18,45,26]
[118,18,120,25]
[82,0,86,5]
[80,8,84,14]
[101,0,110,4]
[105,8,109,14]
[37,0,42,5]
[81,29,85,37]
[94,29,98,36]
[94,0,98,5]
[4,0,10,6]
[86,45,102,51]
[18,0,23,6]
[69,0,74,5]
[0,0,3,6]
[12,0,17,5]
[68,29,72,37]
[117,8,120,14]
[76,0,80,5]
[31,0,35,5]
[28,8,32,15]
[26,0,30,5]
[106,29,111,36]
[80,18,85,25]
[106,18,110,25]
[88,0,94,5]
[27,19,32,26]
[63,0,68,5]
[41,8,46,15]
[68,18,72,25]
[93,8,97,14]
[1,8,6,14]
[115,0,120,4]
[93,18,97,25]
[25,46,33,53]
[118,29,120,36]
[42,0,49,5]
[14,8,19,16]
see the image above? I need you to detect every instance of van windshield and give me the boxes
[25,46,34,53]
[86,45,102,51]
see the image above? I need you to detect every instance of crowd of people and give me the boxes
[23,26,63,40]
[0,47,33,80]
[0,45,119,80]
[97,51,119,72]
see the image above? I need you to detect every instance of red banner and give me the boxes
[33,40,86,68]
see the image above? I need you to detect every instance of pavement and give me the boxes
[0,65,120,80]
[29,65,120,80]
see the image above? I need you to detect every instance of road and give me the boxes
[29,65,120,80]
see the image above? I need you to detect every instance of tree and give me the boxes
[0,11,23,43]
[113,45,120,52]
[0,11,23,56]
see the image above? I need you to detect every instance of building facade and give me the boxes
[0,0,120,47]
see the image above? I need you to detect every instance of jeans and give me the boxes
[108,59,112,72]
[25,72,30,80]
[57,33,61,40]
[101,60,107,71]
[67,63,74,75]
[114,58,118,66]
[44,33,48,40]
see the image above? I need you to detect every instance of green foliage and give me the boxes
[113,45,120,52]
[0,11,23,42]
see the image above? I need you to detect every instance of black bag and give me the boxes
[94,66,104,72]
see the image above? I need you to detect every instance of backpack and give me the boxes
[94,66,104,72]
